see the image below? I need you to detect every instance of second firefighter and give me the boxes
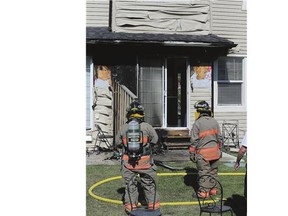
[189,100,223,198]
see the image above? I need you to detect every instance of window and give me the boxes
[86,56,93,129]
[215,57,246,110]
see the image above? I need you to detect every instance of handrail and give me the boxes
[112,79,138,142]
[120,84,137,100]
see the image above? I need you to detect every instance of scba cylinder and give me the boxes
[127,120,141,154]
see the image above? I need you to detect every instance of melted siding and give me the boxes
[112,0,211,35]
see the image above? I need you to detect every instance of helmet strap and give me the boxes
[194,111,201,120]
[127,114,144,123]
[198,110,213,117]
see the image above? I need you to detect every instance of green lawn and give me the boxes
[86,161,246,216]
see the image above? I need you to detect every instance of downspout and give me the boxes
[108,0,113,32]
[209,0,214,113]
[109,0,113,147]
[112,85,116,150]
[209,0,213,34]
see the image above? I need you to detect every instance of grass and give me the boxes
[86,161,246,216]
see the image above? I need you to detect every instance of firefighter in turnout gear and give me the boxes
[115,101,160,214]
[189,100,222,198]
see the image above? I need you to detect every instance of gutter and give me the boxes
[108,0,113,32]
[86,39,235,48]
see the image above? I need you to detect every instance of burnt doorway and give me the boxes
[166,58,187,127]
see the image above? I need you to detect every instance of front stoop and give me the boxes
[159,129,191,150]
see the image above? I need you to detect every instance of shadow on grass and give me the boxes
[117,187,125,204]
[225,194,247,216]
[183,167,199,191]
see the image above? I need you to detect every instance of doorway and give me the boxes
[166,58,187,127]
[138,57,188,128]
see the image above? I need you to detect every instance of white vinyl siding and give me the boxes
[211,0,247,55]
[210,0,247,134]
[86,0,110,27]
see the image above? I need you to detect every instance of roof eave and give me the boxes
[86,39,236,48]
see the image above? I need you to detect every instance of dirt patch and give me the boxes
[86,151,120,165]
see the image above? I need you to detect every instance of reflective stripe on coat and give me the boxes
[122,154,152,170]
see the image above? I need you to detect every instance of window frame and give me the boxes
[213,55,247,112]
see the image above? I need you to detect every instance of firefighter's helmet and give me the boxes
[194,100,210,112]
[127,101,145,116]
[194,100,212,119]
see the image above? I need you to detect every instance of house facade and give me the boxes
[86,0,247,149]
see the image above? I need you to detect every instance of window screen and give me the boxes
[138,58,163,127]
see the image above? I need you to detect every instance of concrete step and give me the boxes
[163,141,190,150]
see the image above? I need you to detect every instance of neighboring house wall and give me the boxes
[86,0,110,27]
[113,0,211,34]
[211,0,247,55]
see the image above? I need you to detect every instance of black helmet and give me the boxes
[194,100,210,112]
[127,101,144,115]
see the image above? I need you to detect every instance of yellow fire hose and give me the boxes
[88,172,245,206]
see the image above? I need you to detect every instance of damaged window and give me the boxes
[93,58,137,95]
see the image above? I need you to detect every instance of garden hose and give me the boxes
[88,172,245,206]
